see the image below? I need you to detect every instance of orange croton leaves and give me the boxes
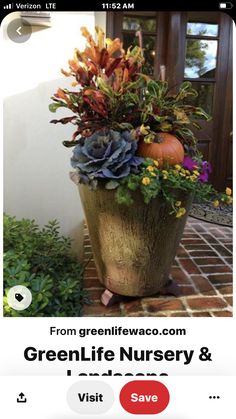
[63,26,124,82]
[54,88,68,101]
[83,89,108,117]
[54,88,77,109]
[50,26,146,143]
[60,26,143,91]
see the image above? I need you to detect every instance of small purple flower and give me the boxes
[199,172,209,183]
[201,161,212,173]
[183,156,212,183]
[183,156,198,171]
[199,160,212,183]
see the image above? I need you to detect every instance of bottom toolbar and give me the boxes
[0,376,235,418]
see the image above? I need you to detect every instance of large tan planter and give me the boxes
[79,184,193,297]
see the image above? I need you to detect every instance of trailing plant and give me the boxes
[116,158,232,216]
[3,214,89,317]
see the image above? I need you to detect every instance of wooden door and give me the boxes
[107,11,233,190]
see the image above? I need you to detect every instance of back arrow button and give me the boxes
[7,18,32,43]
[16,26,22,36]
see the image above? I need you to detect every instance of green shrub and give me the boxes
[3,214,89,317]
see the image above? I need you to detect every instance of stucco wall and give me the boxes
[2,12,106,258]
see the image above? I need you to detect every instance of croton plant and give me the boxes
[49,26,232,217]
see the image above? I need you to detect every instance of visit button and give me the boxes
[67,381,114,414]
[120,380,170,414]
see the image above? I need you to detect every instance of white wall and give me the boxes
[2,12,106,258]
[94,11,106,33]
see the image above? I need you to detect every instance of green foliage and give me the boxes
[3,215,88,317]
[136,80,211,150]
[116,158,230,216]
[48,102,67,113]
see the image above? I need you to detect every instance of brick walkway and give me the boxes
[82,218,233,317]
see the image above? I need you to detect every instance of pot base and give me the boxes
[100,278,180,307]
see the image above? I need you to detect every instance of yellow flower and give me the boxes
[179,172,186,177]
[144,133,155,143]
[130,129,138,140]
[185,170,190,175]
[176,207,186,218]
[175,201,182,207]
[147,166,154,172]
[160,121,172,131]
[193,170,200,176]
[140,124,150,135]
[226,196,233,204]
[189,175,197,181]
[153,160,159,167]
[150,172,157,177]
[175,164,181,171]
[226,187,232,196]
[162,170,168,180]
[213,200,219,208]
[142,177,151,186]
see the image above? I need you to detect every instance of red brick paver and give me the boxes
[82,218,233,317]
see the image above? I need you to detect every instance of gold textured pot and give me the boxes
[79,184,192,297]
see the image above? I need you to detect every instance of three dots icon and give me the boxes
[209,396,220,399]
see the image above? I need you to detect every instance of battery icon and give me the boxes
[219,2,233,8]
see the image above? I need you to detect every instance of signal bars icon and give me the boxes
[4,3,13,9]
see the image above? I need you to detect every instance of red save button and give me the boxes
[120,380,170,414]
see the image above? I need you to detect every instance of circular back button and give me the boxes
[7,18,32,43]
[120,380,170,415]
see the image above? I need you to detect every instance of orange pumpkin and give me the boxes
[138,132,184,167]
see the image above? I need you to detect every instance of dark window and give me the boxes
[121,12,157,76]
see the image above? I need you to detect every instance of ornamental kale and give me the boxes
[71,129,143,189]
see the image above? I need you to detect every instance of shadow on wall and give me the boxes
[4,78,85,259]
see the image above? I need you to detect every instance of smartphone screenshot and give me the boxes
[0,1,235,417]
